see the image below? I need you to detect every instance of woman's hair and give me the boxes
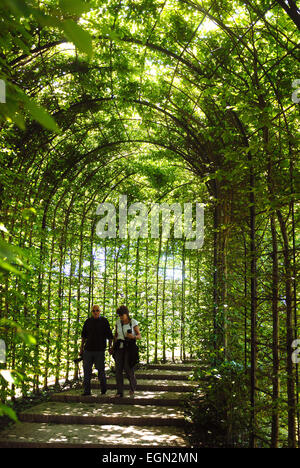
[116,305,130,318]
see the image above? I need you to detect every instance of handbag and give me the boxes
[112,339,122,359]
[123,320,139,367]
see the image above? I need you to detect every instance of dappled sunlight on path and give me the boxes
[0,362,196,448]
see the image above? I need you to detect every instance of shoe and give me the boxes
[82,392,91,396]
[115,393,123,398]
[101,390,107,395]
[129,391,135,398]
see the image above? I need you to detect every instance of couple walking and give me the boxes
[79,304,141,397]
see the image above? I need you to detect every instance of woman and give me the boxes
[112,305,141,397]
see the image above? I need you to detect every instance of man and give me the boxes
[80,305,113,396]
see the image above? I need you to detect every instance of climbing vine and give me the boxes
[0,0,299,448]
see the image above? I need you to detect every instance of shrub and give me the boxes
[185,361,250,447]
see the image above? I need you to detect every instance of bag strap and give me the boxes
[120,319,132,339]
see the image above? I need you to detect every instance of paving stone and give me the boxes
[51,388,189,406]
[135,370,192,380]
[91,377,196,392]
[146,364,196,371]
[0,422,188,448]
[19,401,186,426]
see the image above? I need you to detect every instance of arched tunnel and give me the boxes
[0,0,299,448]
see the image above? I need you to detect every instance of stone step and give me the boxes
[135,371,192,381]
[51,388,187,406]
[19,401,186,427]
[0,422,188,448]
[145,364,196,371]
[83,369,193,380]
[0,361,196,448]
[91,378,196,392]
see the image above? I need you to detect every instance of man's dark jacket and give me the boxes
[81,316,113,351]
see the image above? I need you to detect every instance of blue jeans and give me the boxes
[83,350,106,394]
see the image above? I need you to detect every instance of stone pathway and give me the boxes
[0,362,197,448]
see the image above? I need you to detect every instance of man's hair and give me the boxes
[116,305,130,317]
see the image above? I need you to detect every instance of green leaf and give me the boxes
[17,329,37,346]
[0,258,25,277]
[0,403,18,422]
[62,20,93,58]
[30,9,59,28]
[59,0,91,15]
[10,113,26,130]
[22,207,37,220]
[3,0,31,16]
[0,239,30,270]
[0,319,36,346]
[24,99,61,133]
[3,82,59,132]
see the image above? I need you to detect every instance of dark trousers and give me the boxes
[114,348,137,395]
[83,350,106,394]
